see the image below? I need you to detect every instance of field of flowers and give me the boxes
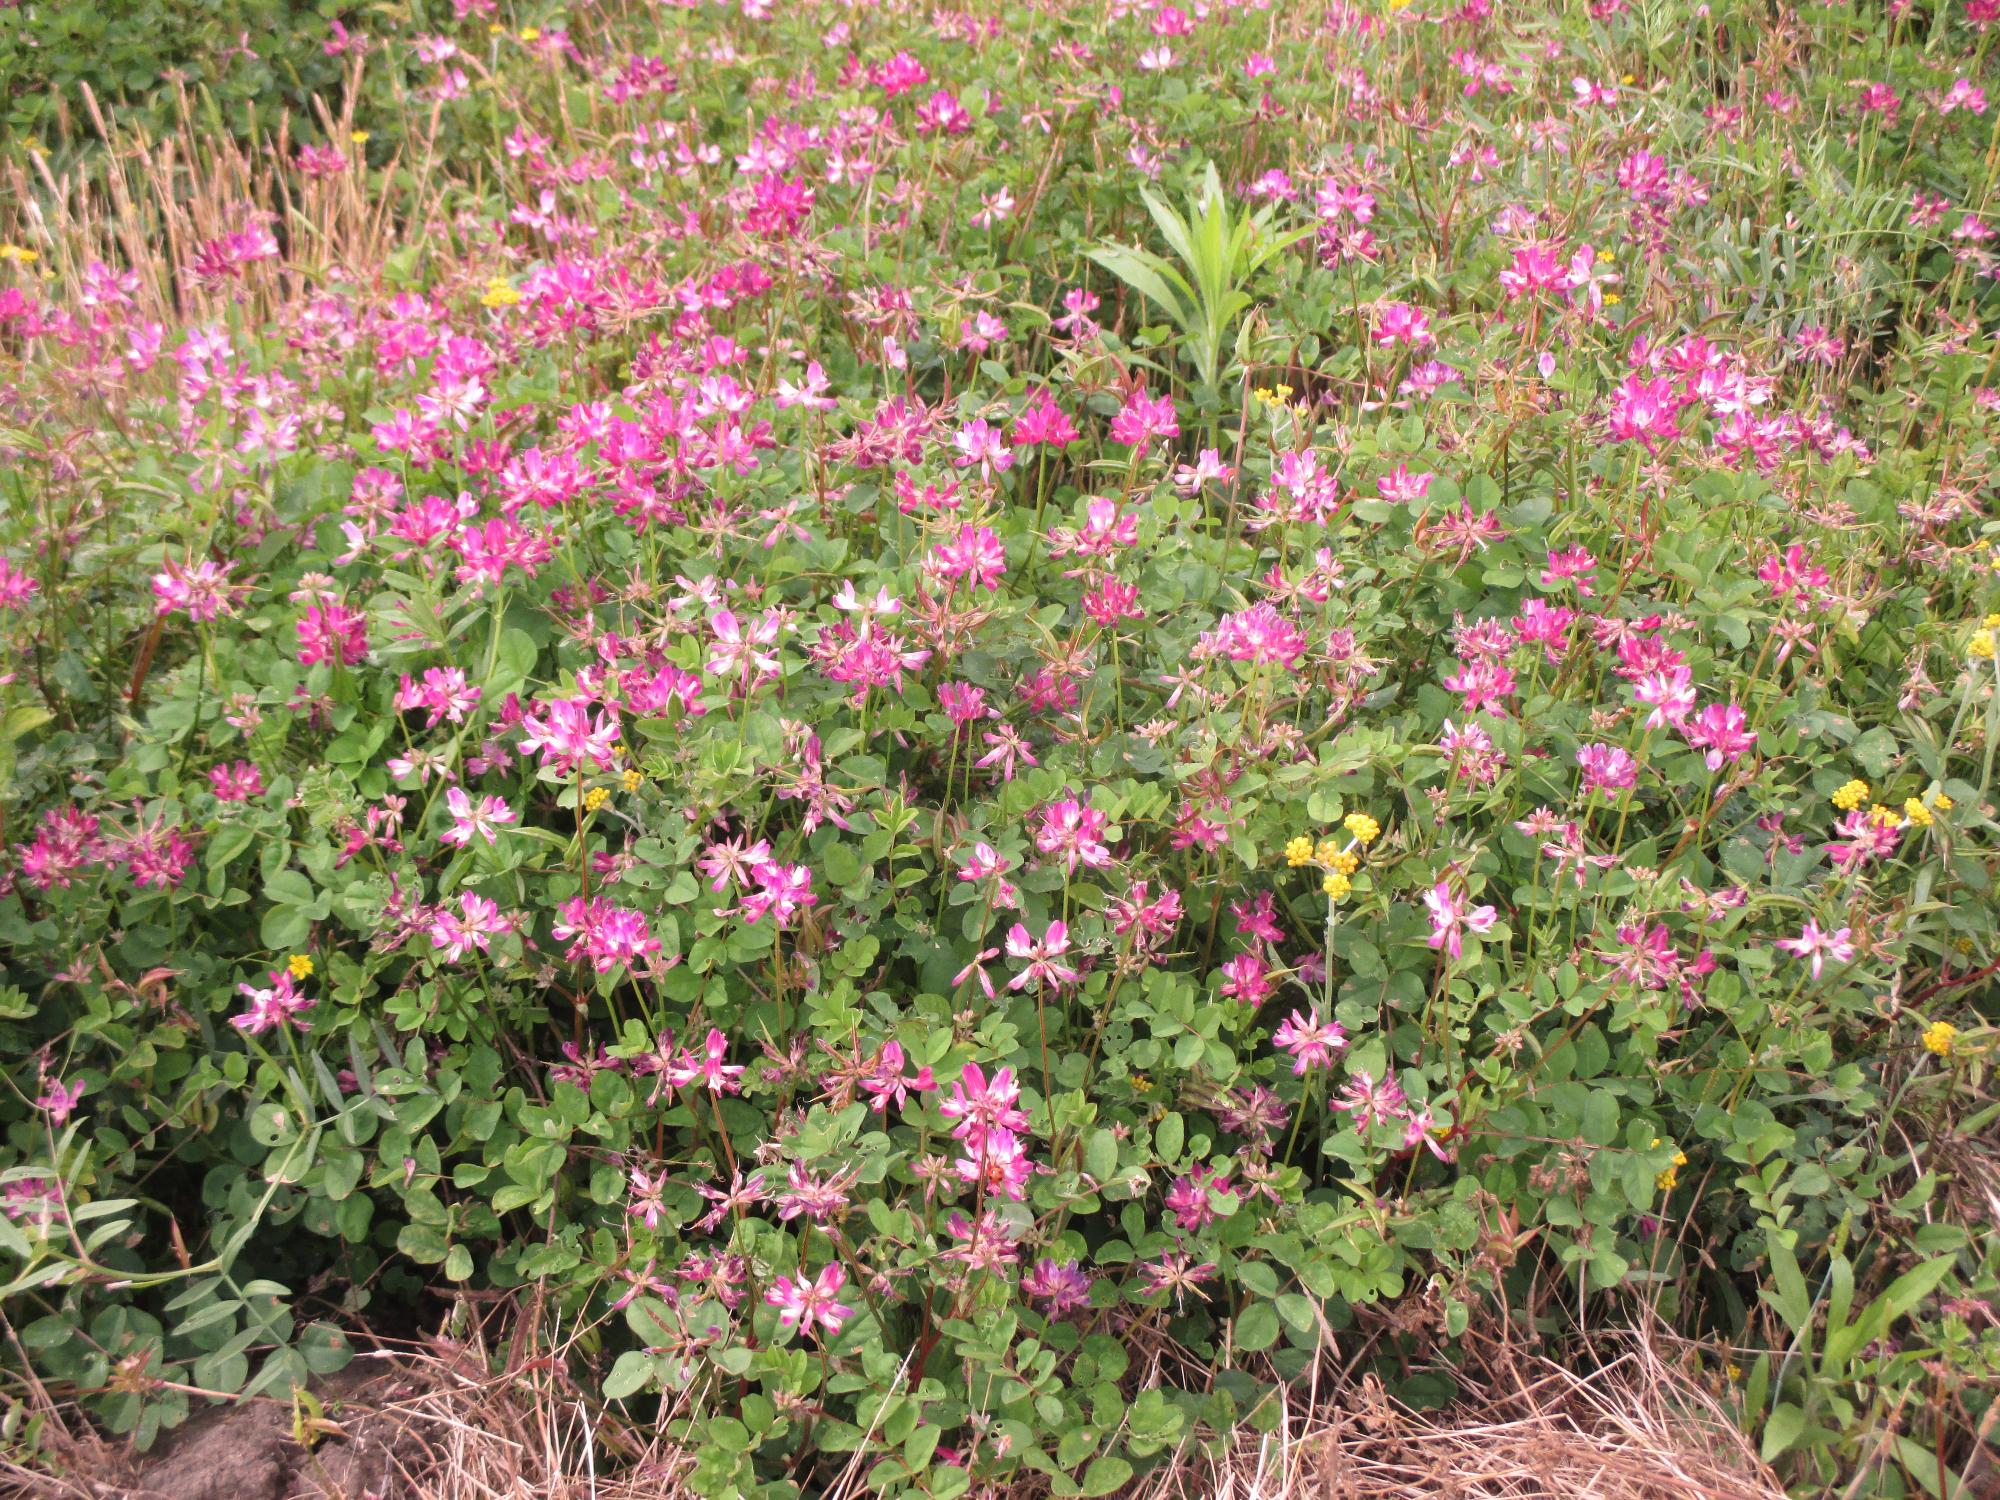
[2,0,1999,1494]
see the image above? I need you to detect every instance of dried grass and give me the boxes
[0,1308,1786,1500]
[1181,1330,1785,1500]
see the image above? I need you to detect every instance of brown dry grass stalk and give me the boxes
[1174,1330,1785,1500]
[2,66,424,329]
[0,1309,1788,1500]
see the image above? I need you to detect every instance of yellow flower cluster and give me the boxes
[1903,797,1933,828]
[1282,814,1382,903]
[1970,629,1996,661]
[1653,1140,1688,1192]
[0,244,39,265]
[1251,383,1296,408]
[621,768,645,793]
[1923,1020,1958,1057]
[583,786,611,813]
[481,277,523,309]
[1830,778,1869,811]
[288,953,315,979]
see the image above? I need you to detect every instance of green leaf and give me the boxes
[1079,1455,1133,1497]
[395,1224,449,1264]
[1084,1129,1118,1183]
[1234,1303,1280,1351]
[603,1349,656,1402]
[1760,1402,1806,1461]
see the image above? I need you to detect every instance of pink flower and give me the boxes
[430,892,511,962]
[957,843,1020,908]
[520,698,621,775]
[153,558,237,621]
[1422,880,1498,960]
[1005,921,1079,990]
[628,1167,668,1230]
[1034,794,1114,875]
[1208,602,1307,668]
[1607,375,1683,451]
[930,524,1008,591]
[858,1041,935,1113]
[1372,300,1433,347]
[1684,702,1755,769]
[766,1263,853,1342]
[956,1129,1033,1199]
[553,898,660,974]
[669,1028,745,1095]
[739,862,816,928]
[1332,1071,1408,1132]
[1634,666,1696,729]
[232,970,315,1035]
[1271,1008,1347,1073]
[35,1077,85,1125]
[1165,1166,1235,1232]
[1775,920,1854,980]
[440,787,516,846]
[1023,1258,1095,1314]
[1010,389,1078,448]
[1219,951,1274,1005]
[1109,388,1179,449]
[208,761,265,802]
[940,1063,1030,1148]
[1403,1107,1453,1162]
[706,608,784,682]
[950,417,1014,478]
[1576,743,1639,795]
[296,601,368,667]
[953,947,1001,999]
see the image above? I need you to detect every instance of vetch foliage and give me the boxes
[0,0,1997,1494]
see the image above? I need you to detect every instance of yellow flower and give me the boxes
[1315,839,1342,867]
[1322,871,1352,901]
[1330,849,1359,875]
[481,277,522,309]
[1655,1150,1687,1191]
[621,768,644,793]
[1932,791,1954,811]
[350,130,371,145]
[1984,613,2000,628]
[1970,629,1995,661]
[488,21,504,32]
[1867,803,1900,829]
[0,244,39,265]
[1831,779,1869,811]
[288,954,315,980]
[1343,812,1380,844]
[1923,1020,1958,1057]
[1284,835,1314,867]
[519,26,540,40]
[583,786,610,813]
[1904,797,1933,827]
